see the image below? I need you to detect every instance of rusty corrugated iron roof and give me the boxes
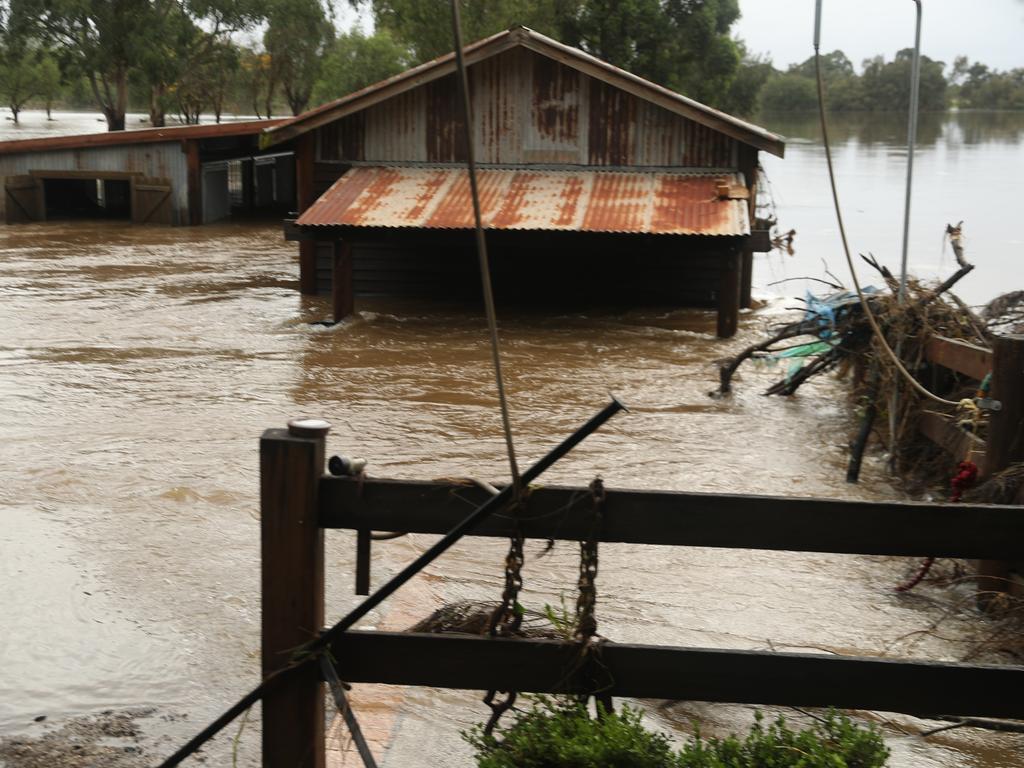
[296,166,750,236]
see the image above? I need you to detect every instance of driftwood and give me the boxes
[715,225,993,479]
[717,225,979,398]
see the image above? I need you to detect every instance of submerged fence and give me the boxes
[260,417,1024,767]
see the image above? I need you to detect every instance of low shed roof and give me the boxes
[295,166,750,237]
[0,119,286,156]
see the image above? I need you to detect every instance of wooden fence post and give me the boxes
[977,334,1024,601]
[261,419,328,768]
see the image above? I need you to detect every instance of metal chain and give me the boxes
[575,478,604,642]
[489,525,526,636]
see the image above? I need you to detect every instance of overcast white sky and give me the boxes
[734,0,1024,72]
[329,1,1023,73]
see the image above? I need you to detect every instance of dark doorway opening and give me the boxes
[43,178,132,220]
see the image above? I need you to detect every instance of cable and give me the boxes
[450,0,522,488]
[813,44,960,408]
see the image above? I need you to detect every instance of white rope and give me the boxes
[813,47,961,409]
[449,0,522,487]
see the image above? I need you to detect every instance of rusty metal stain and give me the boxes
[296,166,749,236]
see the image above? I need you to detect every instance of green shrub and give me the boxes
[464,699,890,768]
[677,711,890,768]
[464,698,679,768]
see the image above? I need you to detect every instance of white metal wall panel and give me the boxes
[0,142,189,223]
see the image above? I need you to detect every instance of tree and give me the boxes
[369,0,569,63]
[36,50,62,118]
[368,0,745,110]
[238,47,275,118]
[0,8,41,124]
[719,42,774,117]
[264,0,333,116]
[861,49,947,111]
[14,0,153,130]
[310,29,409,106]
[759,73,818,112]
[13,0,263,130]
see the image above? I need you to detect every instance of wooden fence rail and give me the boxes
[262,420,1024,768]
[329,631,1024,720]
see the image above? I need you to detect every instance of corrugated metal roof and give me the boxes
[0,118,286,156]
[296,166,750,236]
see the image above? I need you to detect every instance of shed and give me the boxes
[267,26,786,337]
[0,119,296,226]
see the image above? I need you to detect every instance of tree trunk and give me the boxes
[103,65,128,131]
[10,104,20,124]
[149,84,166,127]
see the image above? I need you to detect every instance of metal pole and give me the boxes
[891,0,923,467]
[898,0,923,301]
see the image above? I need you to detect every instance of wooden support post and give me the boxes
[295,133,317,295]
[738,145,758,309]
[716,247,742,339]
[740,248,754,309]
[977,334,1024,601]
[260,419,328,768]
[184,140,201,226]
[332,240,354,322]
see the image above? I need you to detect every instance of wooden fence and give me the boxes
[260,420,1024,767]
[919,333,1024,593]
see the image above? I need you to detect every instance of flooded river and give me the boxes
[0,111,1022,766]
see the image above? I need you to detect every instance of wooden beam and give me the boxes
[261,425,327,768]
[919,410,986,465]
[318,477,1024,560]
[925,335,992,382]
[29,169,142,180]
[329,631,1024,720]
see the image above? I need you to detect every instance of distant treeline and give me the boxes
[755,50,1024,113]
[0,1,1020,132]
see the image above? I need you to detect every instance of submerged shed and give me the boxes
[0,119,296,226]
[271,27,785,336]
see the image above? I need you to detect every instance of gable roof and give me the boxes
[261,26,785,158]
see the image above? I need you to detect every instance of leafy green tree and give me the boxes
[36,50,62,118]
[264,0,333,115]
[759,73,818,112]
[719,42,775,117]
[860,49,947,111]
[367,0,744,110]
[13,0,262,130]
[13,0,154,129]
[369,0,569,63]
[0,40,39,124]
[952,55,1024,110]
[310,29,409,106]
[237,47,276,118]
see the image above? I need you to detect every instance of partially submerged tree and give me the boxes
[0,17,40,124]
[264,0,333,115]
[36,50,62,118]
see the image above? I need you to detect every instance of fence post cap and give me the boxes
[287,418,331,438]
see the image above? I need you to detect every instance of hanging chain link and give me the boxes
[575,477,604,642]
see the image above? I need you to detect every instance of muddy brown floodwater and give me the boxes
[0,219,1021,766]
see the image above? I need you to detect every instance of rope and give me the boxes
[813,45,961,409]
[449,0,522,489]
